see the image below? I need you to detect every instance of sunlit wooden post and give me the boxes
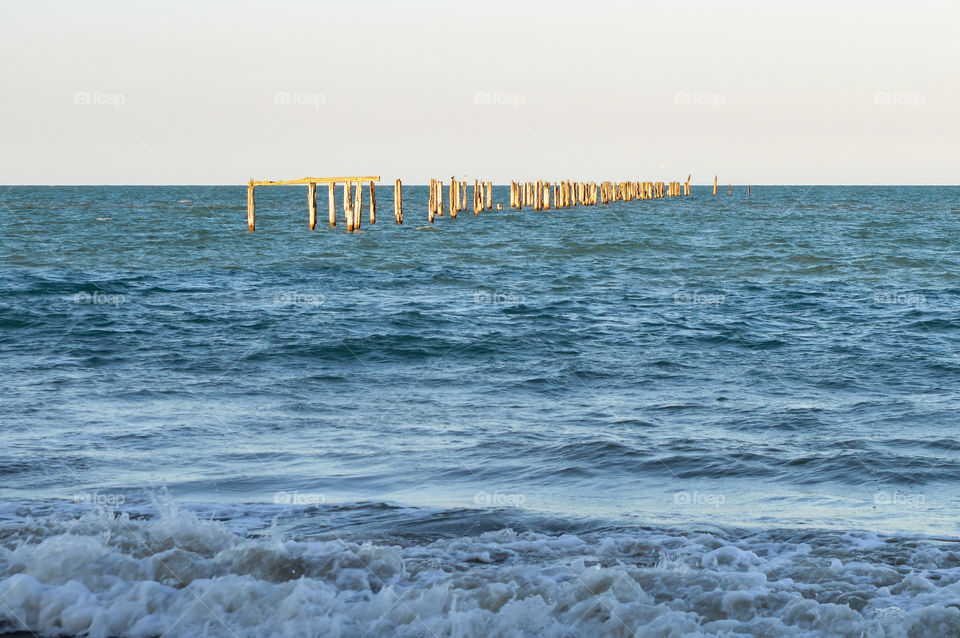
[368,181,376,224]
[353,181,363,230]
[450,178,456,217]
[328,182,336,227]
[394,179,402,224]
[247,178,255,231]
[344,182,353,230]
[748,185,751,196]
[729,183,732,196]
[713,176,718,196]
[486,182,492,209]
[428,179,435,223]
[307,182,317,230]
[436,178,443,217]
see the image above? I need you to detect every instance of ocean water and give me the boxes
[1,184,960,637]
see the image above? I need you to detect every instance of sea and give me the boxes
[1,184,959,637]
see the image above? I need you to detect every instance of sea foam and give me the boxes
[2,503,960,637]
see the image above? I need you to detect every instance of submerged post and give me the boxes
[247,178,255,231]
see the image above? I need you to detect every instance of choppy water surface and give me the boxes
[1,185,959,636]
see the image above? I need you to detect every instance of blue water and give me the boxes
[2,185,960,637]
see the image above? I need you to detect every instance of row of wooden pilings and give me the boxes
[425,179,495,222]
[246,175,745,231]
[507,177,691,210]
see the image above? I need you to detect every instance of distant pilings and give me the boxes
[243,174,714,231]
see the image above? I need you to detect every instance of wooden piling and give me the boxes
[247,178,255,231]
[713,176,718,196]
[729,183,732,196]
[344,182,353,230]
[308,182,317,230]
[428,179,435,223]
[486,182,492,209]
[450,178,456,217]
[394,179,402,224]
[328,182,336,227]
[368,181,376,224]
[354,181,362,230]
[747,185,751,196]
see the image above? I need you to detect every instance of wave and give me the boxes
[2,502,960,637]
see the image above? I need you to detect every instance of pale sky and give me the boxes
[1,0,957,185]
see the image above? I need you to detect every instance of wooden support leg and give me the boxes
[345,182,353,231]
[308,182,316,230]
[369,181,376,224]
[247,179,255,231]
[395,179,403,224]
[354,181,362,229]
[328,182,336,227]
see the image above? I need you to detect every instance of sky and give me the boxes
[0,0,957,185]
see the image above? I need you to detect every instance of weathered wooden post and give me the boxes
[394,179,403,224]
[729,183,732,196]
[486,182,492,209]
[326,182,336,227]
[344,182,353,230]
[747,185,751,196]
[247,178,255,231]
[713,176,718,196]
[307,181,317,230]
[437,178,443,217]
[368,181,376,224]
[450,178,456,217]
[353,181,363,230]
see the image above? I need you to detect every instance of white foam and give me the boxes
[2,505,960,637]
